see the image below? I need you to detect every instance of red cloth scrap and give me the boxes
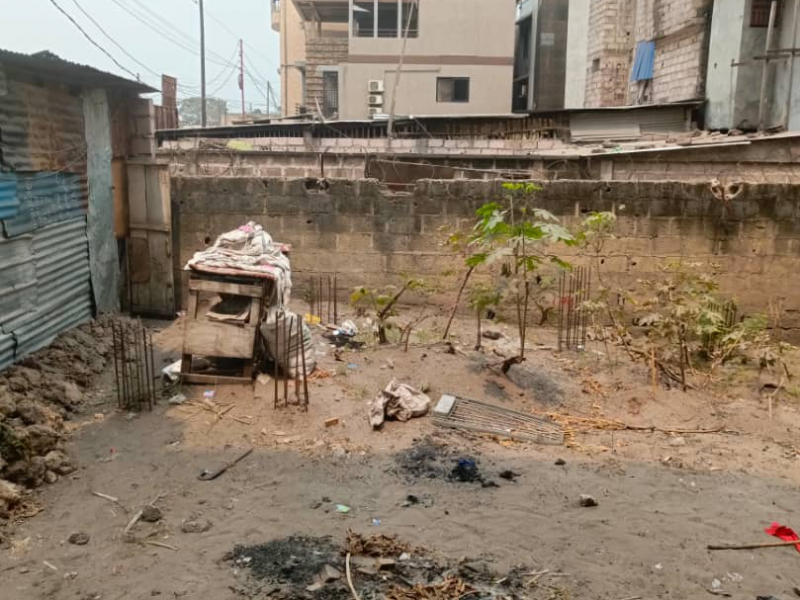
[764,522,800,552]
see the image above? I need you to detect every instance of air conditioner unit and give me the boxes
[368,79,385,93]
[368,94,384,106]
[368,107,382,118]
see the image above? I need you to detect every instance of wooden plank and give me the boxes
[130,221,170,233]
[186,290,198,318]
[127,164,147,224]
[128,237,151,284]
[189,279,263,298]
[181,373,253,385]
[249,297,262,325]
[112,159,128,239]
[145,163,165,225]
[180,353,192,374]
[183,320,256,359]
[149,231,174,315]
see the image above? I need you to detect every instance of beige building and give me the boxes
[277,0,516,119]
[271,0,307,116]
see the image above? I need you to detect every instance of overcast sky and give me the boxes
[0,0,280,112]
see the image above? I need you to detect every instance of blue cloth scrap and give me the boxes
[631,41,655,82]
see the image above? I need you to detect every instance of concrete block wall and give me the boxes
[585,0,636,107]
[173,177,800,329]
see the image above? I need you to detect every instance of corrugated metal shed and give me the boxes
[0,233,36,330]
[570,112,641,142]
[1,218,92,359]
[0,333,14,372]
[2,172,88,237]
[638,107,690,134]
[32,218,91,308]
[570,105,690,142]
[0,173,19,220]
[13,291,92,358]
[0,48,150,372]
[0,49,155,94]
[0,79,87,172]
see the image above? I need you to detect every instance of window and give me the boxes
[352,1,418,38]
[353,2,374,37]
[751,0,779,27]
[592,58,600,72]
[437,77,470,103]
[400,1,419,37]
[378,0,399,37]
[322,71,339,118]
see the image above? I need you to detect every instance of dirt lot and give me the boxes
[1,305,800,600]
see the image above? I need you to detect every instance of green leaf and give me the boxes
[466,252,488,267]
[532,208,558,222]
[550,256,572,270]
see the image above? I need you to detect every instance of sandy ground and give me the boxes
[2,305,800,600]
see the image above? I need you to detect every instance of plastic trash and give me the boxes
[336,320,358,337]
[336,504,350,514]
[168,393,187,405]
[162,359,182,382]
[372,518,381,526]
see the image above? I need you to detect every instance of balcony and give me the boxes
[293,0,350,23]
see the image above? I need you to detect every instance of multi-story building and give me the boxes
[271,0,308,116]
[515,0,713,110]
[275,0,517,120]
[707,0,800,131]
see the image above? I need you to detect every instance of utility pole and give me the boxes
[239,39,245,118]
[199,0,207,127]
[267,81,271,117]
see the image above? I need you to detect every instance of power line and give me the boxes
[108,0,230,68]
[123,0,235,67]
[47,0,141,81]
[200,2,278,69]
[209,61,237,96]
[127,0,199,50]
[207,44,239,85]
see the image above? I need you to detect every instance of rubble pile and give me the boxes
[0,317,115,513]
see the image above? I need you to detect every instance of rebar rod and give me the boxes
[299,315,309,409]
[283,312,289,401]
[333,272,338,324]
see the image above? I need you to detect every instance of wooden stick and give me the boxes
[345,553,362,600]
[708,539,800,550]
[92,491,119,503]
[123,509,143,535]
[146,541,178,551]
[92,490,128,514]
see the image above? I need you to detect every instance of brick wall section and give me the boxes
[585,0,636,107]
[305,35,348,115]
[173,177,800,328]
[585,0,711,107]
[630,0,712,103]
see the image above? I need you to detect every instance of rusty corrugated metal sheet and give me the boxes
[0,49,155,94]
[0,79,87,172]
[1,218,92,360]
[0,173,19,220]
[2,172,88,237]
